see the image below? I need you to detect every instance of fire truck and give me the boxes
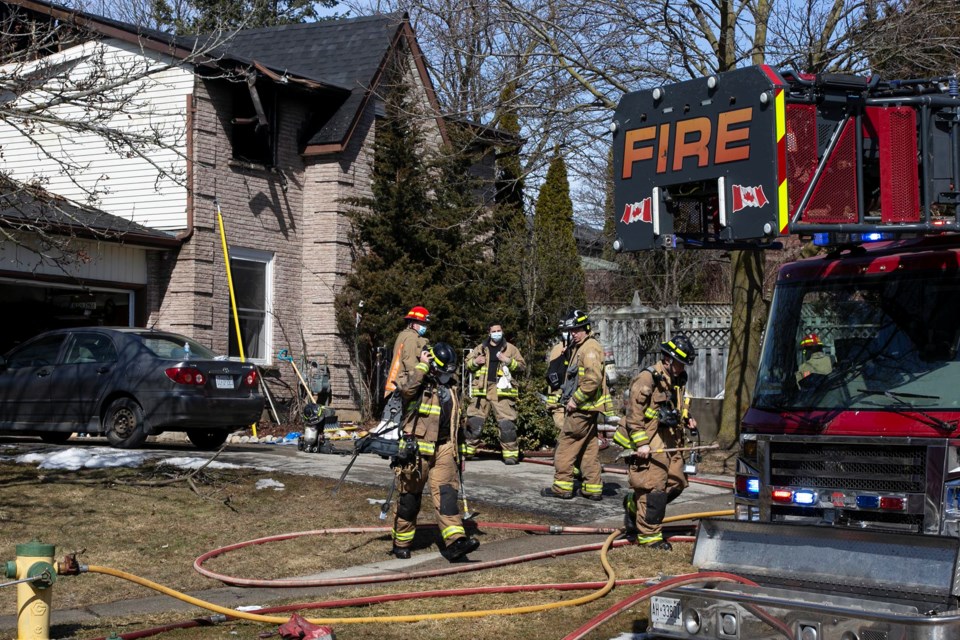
[612,65,960,639]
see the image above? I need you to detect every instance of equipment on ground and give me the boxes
[614,64,960,639]
[278,349,340,455]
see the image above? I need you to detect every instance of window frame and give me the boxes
[227,247,274,365]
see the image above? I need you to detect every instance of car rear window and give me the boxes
[135,334,218,360]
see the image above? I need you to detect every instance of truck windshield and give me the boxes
[754,272,960,411]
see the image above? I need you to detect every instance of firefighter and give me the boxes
[464,323,527,464]
[541,310,612,501]
[391,342,480,562]
[616,334,698,550]
[383,306,431,398]
[796,332,833,386]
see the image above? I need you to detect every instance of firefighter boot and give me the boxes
[644,539,673,551]
[390,545,411,560]
[442,536,480,562]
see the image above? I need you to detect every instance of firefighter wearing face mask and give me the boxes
[616,334,698,551]
[541,310,612,502]
[391,342,480,562]
[464,323,526,464]
[384,306,430,398]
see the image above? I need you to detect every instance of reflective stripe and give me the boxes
[460,444,476,455]
[613,431,633,448]
[631,431,648,444]
[417,441,435,455]
[553,480,574,491]
[637,533,664,545]
[497,388,519,398]
[580,393,611,411]
[415,362,429,373]
[644,407,658,419]
[625,493,637,515]
[392,529,415,542]
[441,525,465,541]
[418,403,441,416]
[502,449,519,459]
[582,483,602,495]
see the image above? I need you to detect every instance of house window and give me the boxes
[227,248,273,363]
[229,77,277,166]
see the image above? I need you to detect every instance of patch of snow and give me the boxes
[255,478,285,491]
[16,447,148,471]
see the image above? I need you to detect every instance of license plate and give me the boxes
[215,376,234,389]
[651,595,682,631]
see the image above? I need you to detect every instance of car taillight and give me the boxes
[165,367,206,386]
[242,369,258,387]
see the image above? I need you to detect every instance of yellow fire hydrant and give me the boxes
[4,541,56,640]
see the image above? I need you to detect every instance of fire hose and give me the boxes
[69,511,732,634]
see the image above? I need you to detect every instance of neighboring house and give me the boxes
[0,0,449,418]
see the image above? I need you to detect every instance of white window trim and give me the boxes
[229,247,274,365]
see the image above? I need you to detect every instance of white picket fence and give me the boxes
[592,299,731,399]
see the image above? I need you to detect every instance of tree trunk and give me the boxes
[718,249,766,447]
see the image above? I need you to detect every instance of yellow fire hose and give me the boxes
[80,509,733,625]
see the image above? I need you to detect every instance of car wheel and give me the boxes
[104,398,148,449]
[187,429,228,450]
[39,432,73,445]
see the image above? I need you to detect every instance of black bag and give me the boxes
[546,354,567,389]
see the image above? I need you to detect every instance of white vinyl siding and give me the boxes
[0,39,194,231]
[0,234,148,284]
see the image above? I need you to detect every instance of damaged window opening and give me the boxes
[230,73,277,166]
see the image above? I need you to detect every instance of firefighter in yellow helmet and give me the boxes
[383,306,430,398]
[796,332,832,386]
[391,342,480,562]
[616,334,697,550]
[541,310,612,501]
[463,322,526,464]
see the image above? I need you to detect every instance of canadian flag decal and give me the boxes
[731,184,769,213]
[621,197,652,225]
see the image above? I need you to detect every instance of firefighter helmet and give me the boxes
[567,309,591,331]
[404,306,431,324]
[302,402,322,426]
[799,333,821,349]
[429,342,457,383]
[661,334,696,365]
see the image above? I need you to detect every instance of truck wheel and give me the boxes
[187,429,228,450]
[104,399,148,449]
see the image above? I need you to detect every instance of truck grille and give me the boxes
[770,443,925,493]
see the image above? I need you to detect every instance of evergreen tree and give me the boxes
[485,80,529,344]
[530,151,586,348]
[334,63,489,412]
[151,0,334,34]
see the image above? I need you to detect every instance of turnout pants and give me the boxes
[391,442,466,549]
[550,410,602,498]
[626,430,688,544]
[465,384,519,460]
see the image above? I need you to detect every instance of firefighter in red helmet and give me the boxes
[796,332,832,386]
[384,306,431,398]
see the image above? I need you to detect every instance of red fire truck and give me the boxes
[613,65,960,639]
